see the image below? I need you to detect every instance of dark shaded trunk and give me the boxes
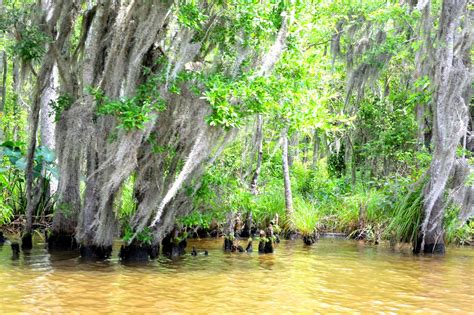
[119,243,159,262]
[47,233,78,251]
[80,245,113,260]
[161,230,187,258]
[223,212,236,251]
[303,233,318,246]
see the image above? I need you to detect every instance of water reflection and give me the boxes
[0,238,472,313]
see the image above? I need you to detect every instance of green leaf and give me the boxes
[36,146,55,163]
[15,157,27,170]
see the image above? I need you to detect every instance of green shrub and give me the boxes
[291,198,318,236]
[444,205,473,245]
[0,197,14,225]
[385,182,423,243]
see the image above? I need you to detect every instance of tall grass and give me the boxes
[444,205,474,245]
[253,186,286,226]
[385,182,424,243]
[290,198,318,236]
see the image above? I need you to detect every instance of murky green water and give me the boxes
[0,237,472,313]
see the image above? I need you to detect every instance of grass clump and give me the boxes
[290,198,318,236]
[385,182,423,243]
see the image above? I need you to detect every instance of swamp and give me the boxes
[0,0,473,313]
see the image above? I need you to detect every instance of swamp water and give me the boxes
[0,238,472,313]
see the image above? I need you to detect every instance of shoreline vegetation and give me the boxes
[0,0,472,262]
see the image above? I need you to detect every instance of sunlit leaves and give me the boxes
[176,2,209,31]
[0,4,49,62]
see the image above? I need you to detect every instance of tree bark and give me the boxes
[11,57,20,141]
[288,131,298,167]
[312,129,320,169]
[24,1,74,249]
[418,0,471,254]
[0,50,6,142]
[250,115,263,194]
[40,64,58,188]
[414,3,432,150]
[0,50,6,112]
[282,127,294,220]
[344,135,356,185]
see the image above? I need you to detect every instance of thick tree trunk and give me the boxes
[414,3,432,150]
[23,2,71,250]
[282,127,294,220]
[418,0,471,254]
[52,100,85,243]
[452,160,473,224]
[130,89,225,245]
[250,115,264,194]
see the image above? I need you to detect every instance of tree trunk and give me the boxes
[23,2,70,250]
[0,50,6,142]
[250,115,263,194]
[288,131,298,167]
[40,63,58,188]
[414,3,432,150]
[302,134,309,164]
[418,0,471,254]
[0,50,6,112]
[12,57,20,141]
[312,129,320,169]
[24,54,56,248]
[344,135,356,185]
[282,127,294,221]
[415,104,426,149]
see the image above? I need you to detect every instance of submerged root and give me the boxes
[79,245,112,260]
[47,232,78,251]
[119,243,159,262]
